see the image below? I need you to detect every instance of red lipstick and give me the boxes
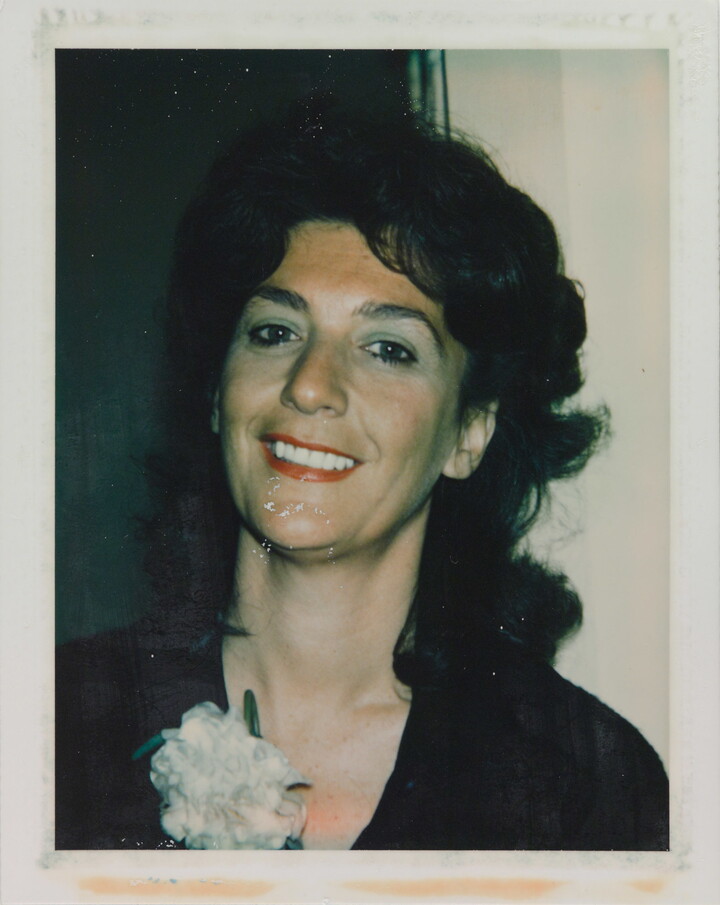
[261,433,361,483]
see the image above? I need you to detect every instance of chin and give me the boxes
[249,507,342,556]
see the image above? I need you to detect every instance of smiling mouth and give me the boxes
[261,434,361,482]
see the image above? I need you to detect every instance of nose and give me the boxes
[280,338,348,417]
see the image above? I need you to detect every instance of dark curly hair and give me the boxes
[144,103,608,683]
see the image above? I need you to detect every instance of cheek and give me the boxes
[217,386,260,486]
[391,393,461,476]
[218,365,270,434]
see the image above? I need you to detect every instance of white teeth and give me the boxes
[270,441,356,471]
[308,449,325,468]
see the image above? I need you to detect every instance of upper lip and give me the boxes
[262,433,361,463]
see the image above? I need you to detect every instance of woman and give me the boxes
[56,105,668,850]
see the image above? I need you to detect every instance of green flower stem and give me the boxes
[131,733,164,761]
[243,689,261,738]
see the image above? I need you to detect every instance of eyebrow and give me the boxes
[354,300,444,351]
[251,285,445,351]
[252,285,309,311]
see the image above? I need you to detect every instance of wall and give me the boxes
[55,49,412,643]
[444,49,669,764]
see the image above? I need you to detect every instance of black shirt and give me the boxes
[55,621,668,850]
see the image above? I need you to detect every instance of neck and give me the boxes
[222,519,425,716]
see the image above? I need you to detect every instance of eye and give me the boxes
[248,323,300,347]
[365,340,417,366]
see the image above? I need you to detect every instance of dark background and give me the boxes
[56,50,414,644]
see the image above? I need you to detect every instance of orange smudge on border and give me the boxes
[345,878,563,901]
[629,878,667,895]
[79,877,274,898]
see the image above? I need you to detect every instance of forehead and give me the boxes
[266,221,442,317]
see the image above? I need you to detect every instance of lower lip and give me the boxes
[261,442,360,482]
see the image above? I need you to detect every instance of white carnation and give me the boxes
[149,702,309,849]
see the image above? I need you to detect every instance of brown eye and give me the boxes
[248,324,299,346]
[366,340,416,366]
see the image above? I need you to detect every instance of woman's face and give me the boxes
[213,221,494,561]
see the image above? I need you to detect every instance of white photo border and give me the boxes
[1,1,718,903]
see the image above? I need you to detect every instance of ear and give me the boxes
[442,402,498,480]
[210,388,220,434]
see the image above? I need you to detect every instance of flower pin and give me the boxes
[134,691,309,849]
